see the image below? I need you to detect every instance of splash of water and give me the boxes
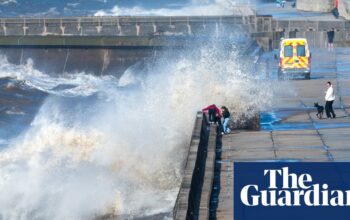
[94,0,255,16]
[0,40,293,219]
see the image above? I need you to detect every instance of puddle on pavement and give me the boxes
[261,110,350,131]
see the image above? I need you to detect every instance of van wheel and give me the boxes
[305,72,311,80]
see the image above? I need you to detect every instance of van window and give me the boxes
[284,45,293,57]
[297,45,306,56]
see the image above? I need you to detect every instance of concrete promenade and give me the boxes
[215,48,350,219]
[256,2,340,21]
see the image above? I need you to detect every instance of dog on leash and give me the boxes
[314,103,324,119]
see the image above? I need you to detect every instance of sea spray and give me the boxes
[0,40,293,219]
[94,0,255,16]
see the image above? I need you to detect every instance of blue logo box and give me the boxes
[234,162,350,220]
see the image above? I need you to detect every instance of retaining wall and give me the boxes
[0,47,155,76]
[3,15,350,51]
[0,16,248,37]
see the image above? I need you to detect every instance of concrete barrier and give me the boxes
[3,14,350,51]
[0,47,155,76]
[198,122,216,219]
[4,15,350,51]
[173,113,216,220]
[0,36,194,48]
[0,16,247,37]
[173,113,259,219]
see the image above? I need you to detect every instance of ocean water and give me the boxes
[0,0,255,17]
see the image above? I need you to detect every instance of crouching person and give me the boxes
[202,104,222,124]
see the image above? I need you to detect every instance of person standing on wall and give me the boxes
[325,81,336,119]
[327,28,335,51]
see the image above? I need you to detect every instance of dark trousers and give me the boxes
[208,109,215,122]
[325,100,336,118]
[217,117,223,133]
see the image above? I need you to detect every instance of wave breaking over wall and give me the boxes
[0,38,293,219]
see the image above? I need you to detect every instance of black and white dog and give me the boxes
[314,103,324,119]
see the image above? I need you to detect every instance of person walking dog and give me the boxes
[325,81,336,119]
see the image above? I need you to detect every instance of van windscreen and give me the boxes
[284,45,293,57]
[297,45,306,56]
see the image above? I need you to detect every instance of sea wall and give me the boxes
[0,16,247,37]
[0,15,252,75]
[0,47,155,76]
[173,113,216,219]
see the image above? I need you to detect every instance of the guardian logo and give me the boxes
[240,167,350,207]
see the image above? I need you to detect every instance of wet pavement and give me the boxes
[215,47,350,219]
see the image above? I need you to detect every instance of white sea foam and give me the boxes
[0,56,118,97]
[0,39,293,219]
[0,0,17,5]
[94,0,255,16]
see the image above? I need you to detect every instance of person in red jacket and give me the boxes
[202,104,222,124]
